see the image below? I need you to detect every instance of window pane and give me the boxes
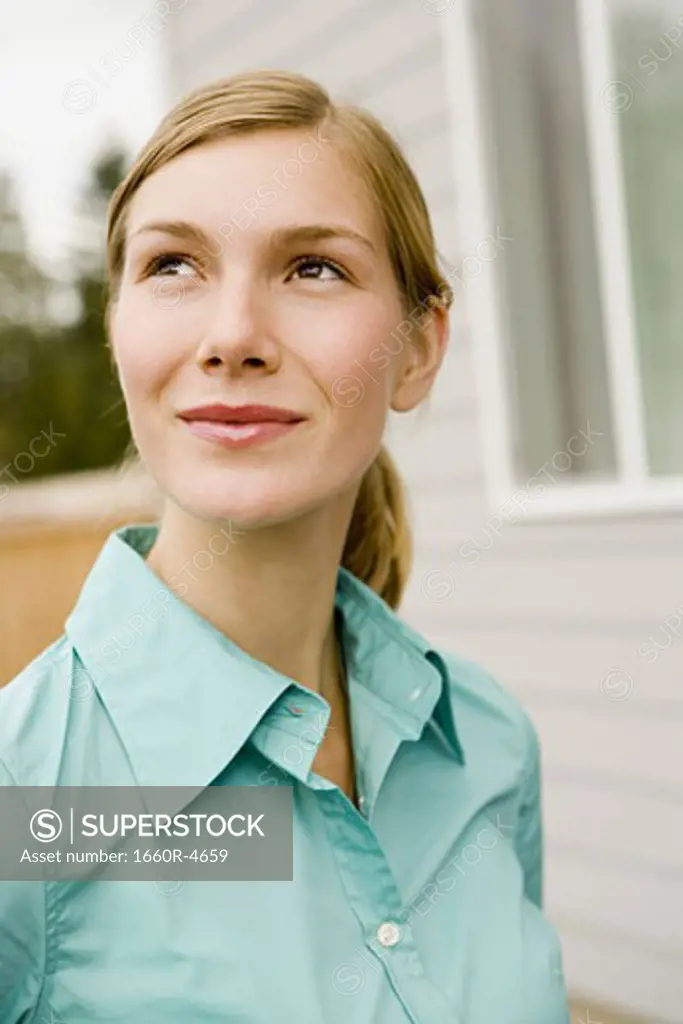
[475,0,618,481]
[610,0,683,475]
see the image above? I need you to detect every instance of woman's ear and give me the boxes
[390,303,450,413]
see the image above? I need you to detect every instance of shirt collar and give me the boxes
[64,522,464,793]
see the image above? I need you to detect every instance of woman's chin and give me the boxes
[155,452,359,531]
[169,480,321,531]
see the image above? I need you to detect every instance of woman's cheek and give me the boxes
[327,356,394,472]
[112,301,183,392]
[323,308,400,396]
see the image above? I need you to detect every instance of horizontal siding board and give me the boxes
[403,602,677,641]
[411,598,679,630]
[543,783,683,872]
[430,627,683,706]
[547,856,683,955]
[514,685,683,715]
[416,522,683,558]
[266,0,420,83]
[350,36,444,122]
[557,921,683,1022]
[401,551,683,622]
[164,0,269,66]
[529,709,683,791]
[322,32,440,108]
[409,495,489,552]
[542,765,683,806]
[388,415,484,483]
[406,455,683,547]
[408,401,480,429]
[428,190,461,221]
[400,107,454,150]
[169,0,369,79]
[165,0,283,93]
[170,0,437,97]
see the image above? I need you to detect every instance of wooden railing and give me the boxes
[0,463,159,686]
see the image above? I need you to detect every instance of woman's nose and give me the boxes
[194,278,282,378]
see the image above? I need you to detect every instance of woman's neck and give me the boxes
[143,492,356,699]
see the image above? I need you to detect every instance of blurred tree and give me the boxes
[0,172,50,328]
[0,148,132,482]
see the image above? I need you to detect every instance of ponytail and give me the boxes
[342,446,412,610]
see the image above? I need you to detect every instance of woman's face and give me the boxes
[109,127,435,527]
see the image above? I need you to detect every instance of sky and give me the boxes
[0,0,173,276]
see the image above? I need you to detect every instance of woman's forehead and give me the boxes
[125,129,383,244]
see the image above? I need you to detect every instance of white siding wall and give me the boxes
[163,3,683,1020]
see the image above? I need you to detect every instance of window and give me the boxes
[442,0,683,515]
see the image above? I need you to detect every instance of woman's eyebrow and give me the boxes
[128,220,377,256]
[269,224,377,256]
[128,220,214,250]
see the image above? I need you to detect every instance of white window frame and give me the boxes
[440,0,683,520]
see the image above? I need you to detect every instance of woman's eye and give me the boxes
[144,253,198,278]
[288,257,347,282]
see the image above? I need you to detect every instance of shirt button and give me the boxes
[286,705,305,716]
[408,686,422,701]
[358,793,366,812]
[376,921,402,947]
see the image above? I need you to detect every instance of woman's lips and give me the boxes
[182,418,304,448]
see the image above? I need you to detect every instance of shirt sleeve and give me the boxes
[513,715,544,909]
[0,760,45,1021]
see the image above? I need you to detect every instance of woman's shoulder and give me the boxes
[433,644,540,768]
[0,634,75,786]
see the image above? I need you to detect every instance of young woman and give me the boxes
[0,70,570,1023]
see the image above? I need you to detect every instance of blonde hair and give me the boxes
[106,70,452,609]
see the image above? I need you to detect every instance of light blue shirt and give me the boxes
[0,522,570,1023]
